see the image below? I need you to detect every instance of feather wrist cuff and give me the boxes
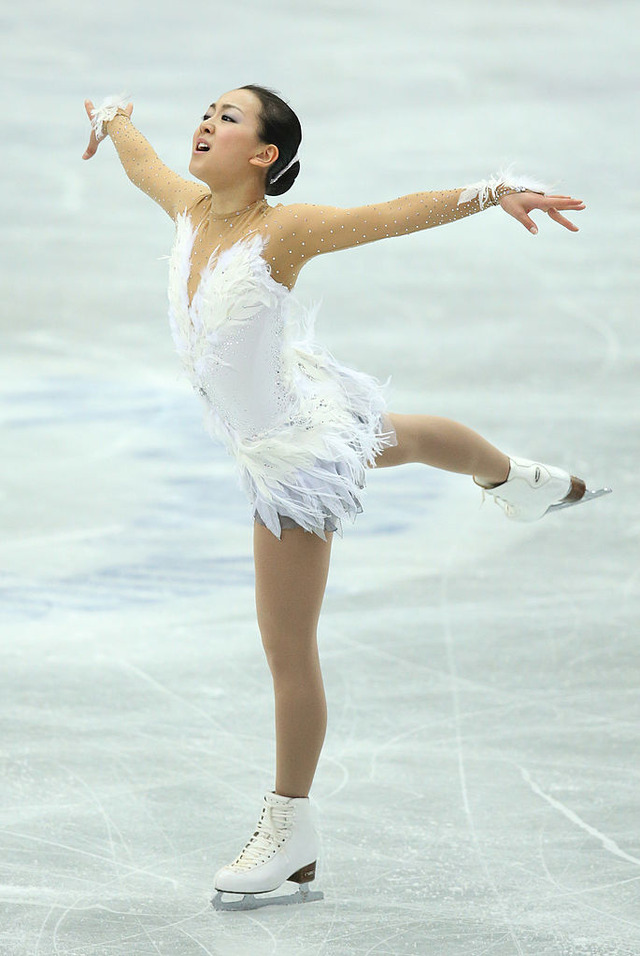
[90,93,131,141]
[458,166,550,209]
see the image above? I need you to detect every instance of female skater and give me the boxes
[83,86,609,910]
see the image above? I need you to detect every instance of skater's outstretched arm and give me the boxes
[82,97,208,220]
[262,176,585,284]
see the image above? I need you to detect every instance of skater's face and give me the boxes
[189,88,278,189]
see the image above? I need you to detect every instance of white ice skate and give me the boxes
[476,457,612,522]
[211,791,323,912]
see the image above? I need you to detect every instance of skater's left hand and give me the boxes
[498,191,585,235]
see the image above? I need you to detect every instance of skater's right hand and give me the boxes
[82,99,133,160]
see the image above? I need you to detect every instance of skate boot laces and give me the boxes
[489,490,517,518]
[229,801,295,872]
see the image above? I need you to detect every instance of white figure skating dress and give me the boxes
[93,96,548,539]
[167,215,396,538]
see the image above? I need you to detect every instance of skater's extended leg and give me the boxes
[375,413,510,486]
[374,412,611,520]
[253,522,332,799]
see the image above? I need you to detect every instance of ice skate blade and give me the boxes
[212,884,324,912]
[546,486,612,514]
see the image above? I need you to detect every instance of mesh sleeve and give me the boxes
[262,173,547,286]
[103,111,208,220]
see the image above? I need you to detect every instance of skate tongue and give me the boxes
[231,797,295,871]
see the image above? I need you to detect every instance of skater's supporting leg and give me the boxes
[375,412,510,486]
[253,522,332,799]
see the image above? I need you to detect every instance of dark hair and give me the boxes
[241,84,302,196]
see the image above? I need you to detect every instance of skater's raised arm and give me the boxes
[83,96,208,220]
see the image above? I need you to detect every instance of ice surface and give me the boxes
[1,1,638,954]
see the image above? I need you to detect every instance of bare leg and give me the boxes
[374,413,510,486]
[253,521,333,799]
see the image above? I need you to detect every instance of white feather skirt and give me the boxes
[167,215,397,539]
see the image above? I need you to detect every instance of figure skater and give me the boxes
[82,86,610,910]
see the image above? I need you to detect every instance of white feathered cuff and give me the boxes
[90,92,131,141]
[458,165,552,209]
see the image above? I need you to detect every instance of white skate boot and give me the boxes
[211,791,323,911]
[476,457,612,522]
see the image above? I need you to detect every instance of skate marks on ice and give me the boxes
[427,533,640,955]
[438,545,528,956]
[519,767,640,870]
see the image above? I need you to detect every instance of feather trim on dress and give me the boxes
[167,213,396,539]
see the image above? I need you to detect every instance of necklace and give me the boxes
[208,197,268,222]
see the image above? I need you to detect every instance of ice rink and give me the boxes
[1,1,638,953]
